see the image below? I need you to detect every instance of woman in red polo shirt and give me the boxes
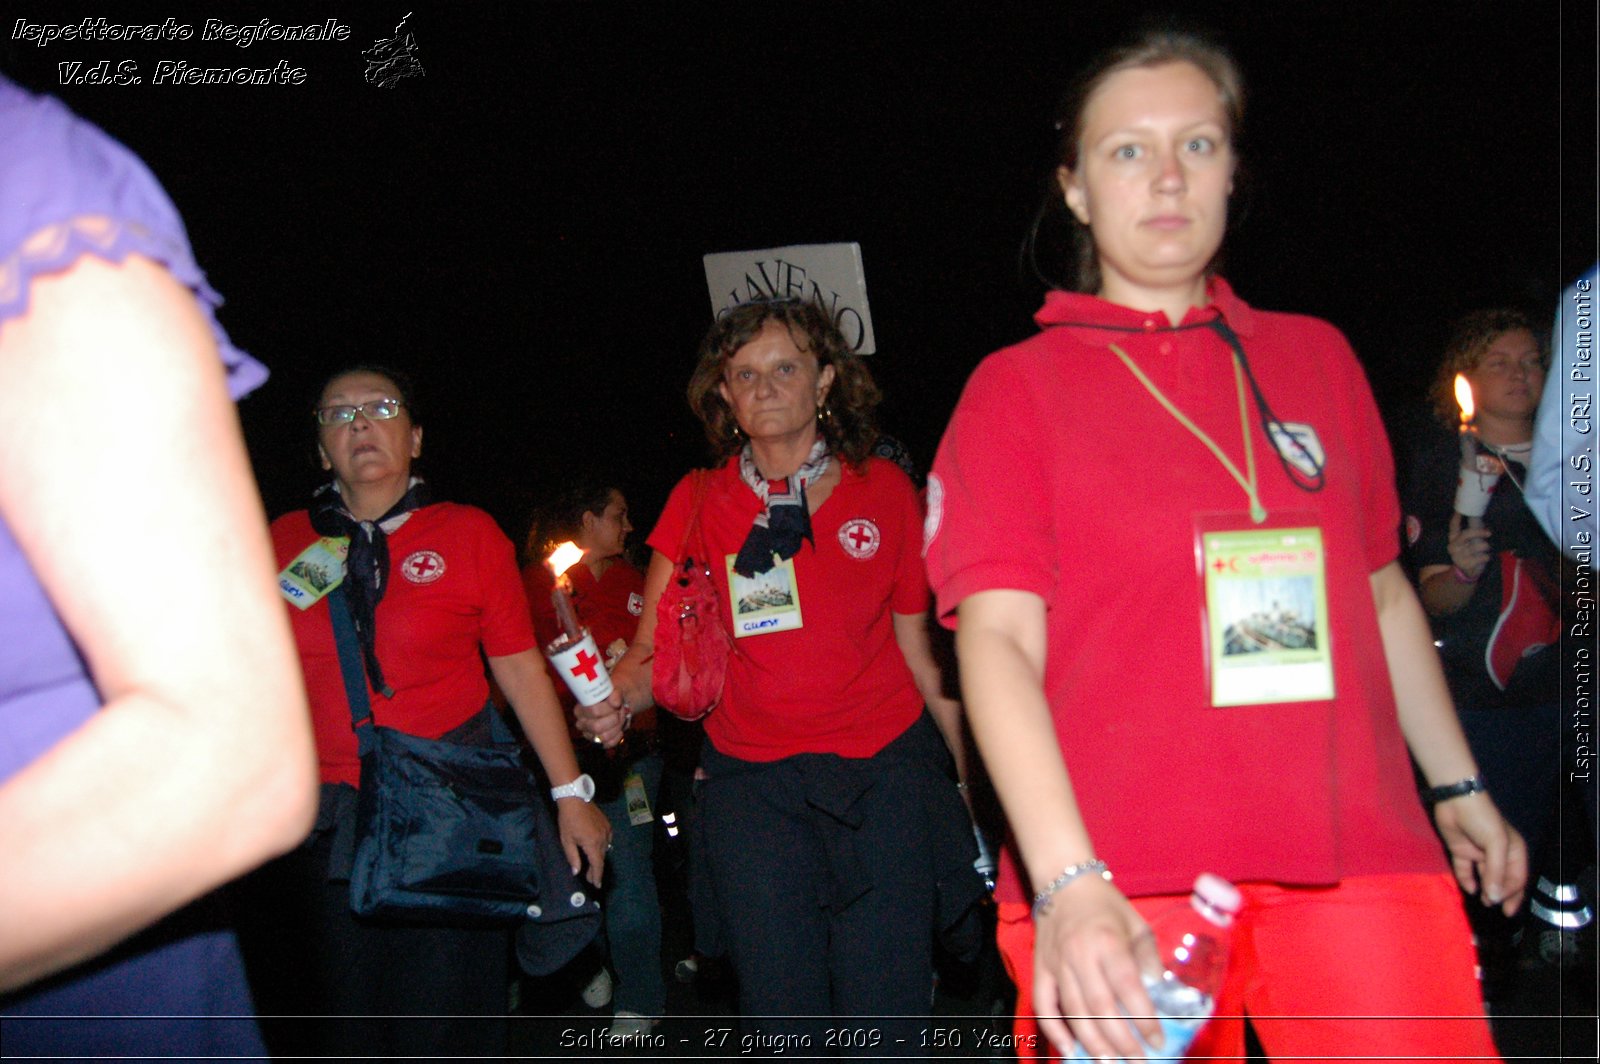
[261,366,608,1059]
[578,299,983,1051]
[924,28,1525,1063]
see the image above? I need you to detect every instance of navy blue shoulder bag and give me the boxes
[328,584,600,952]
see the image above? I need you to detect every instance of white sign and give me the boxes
[703,242,877,354]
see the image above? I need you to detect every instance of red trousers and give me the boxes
[996,873,1500,1062]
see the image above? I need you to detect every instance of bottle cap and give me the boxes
[1192,873,1242,927]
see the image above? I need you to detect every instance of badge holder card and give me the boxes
[279,535,349,610]
[1193,510,1335,708]
[726,554,804,638]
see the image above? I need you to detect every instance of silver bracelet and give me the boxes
[1031,859,1112,918]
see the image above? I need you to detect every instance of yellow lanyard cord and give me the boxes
[1108,342,1268,524]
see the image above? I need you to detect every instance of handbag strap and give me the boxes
[328,584,378,758]
[673,469,712,565]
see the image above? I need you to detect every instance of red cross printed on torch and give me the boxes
[568,647,602,683]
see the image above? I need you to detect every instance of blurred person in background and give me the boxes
[0,73,317,1057]
[524,474,666,1039]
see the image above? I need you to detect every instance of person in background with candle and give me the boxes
[923,27,1524,1061]
[253,365,609,1059]
[522,475,665,1040]
[576,298,984,1051]
[1403,309,1567,996]
[0,72,316,1058]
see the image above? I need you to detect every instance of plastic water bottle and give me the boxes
[1064,873,1242,1062]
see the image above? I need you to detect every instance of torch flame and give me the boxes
[547,540,584,578]
[1453,374,1475,424]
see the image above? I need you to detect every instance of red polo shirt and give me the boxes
[926,278,1446,901]
[272,502,536,787]
[648,456,928,762]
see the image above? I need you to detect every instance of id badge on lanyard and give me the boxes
[1195,511,1334,707]
[725,553,804,638]
[278,536,349,610]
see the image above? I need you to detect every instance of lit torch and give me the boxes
[1452,374,1500,527]
[546,541,586,642]
[542,541,614,706]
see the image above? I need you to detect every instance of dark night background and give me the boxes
[4,1,1595,545]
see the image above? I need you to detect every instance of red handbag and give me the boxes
[652,470,733,720]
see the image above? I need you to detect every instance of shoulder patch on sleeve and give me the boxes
[922,473,944,558]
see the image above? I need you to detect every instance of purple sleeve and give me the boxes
[0,75,265,400]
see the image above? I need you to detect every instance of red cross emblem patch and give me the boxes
[400,550,446,584]
[838,519,881,560]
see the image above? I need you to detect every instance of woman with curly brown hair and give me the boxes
[577,298,982,1050]
[1403,309,1564,998]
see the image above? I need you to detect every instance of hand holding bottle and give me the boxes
[1061,874,1242,1062]
[1033,873,1164,1061]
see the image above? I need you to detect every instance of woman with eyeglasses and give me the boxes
[924,28,1522,1061]
[1402,310,1565,994]
[256,365,609,1058]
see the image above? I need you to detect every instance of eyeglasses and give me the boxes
[315,398,405,426]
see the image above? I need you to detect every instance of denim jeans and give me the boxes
[596,753,665,1016]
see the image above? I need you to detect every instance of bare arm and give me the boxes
[0,255,317,991]
[1371,560,1525,913]
[488,649,610,885]
[955,590,1161,1060]
[579,548,673,747]
[1417,513,1493,617]
[892,610,969,788]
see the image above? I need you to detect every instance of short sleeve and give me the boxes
[925,353,1056,625]
[472,511,537,657]
[0,75,265,400]
[645,472,699,564]
[884,463,932,616]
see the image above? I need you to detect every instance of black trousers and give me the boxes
[236,795,510,1058]
[698,713,976,1056]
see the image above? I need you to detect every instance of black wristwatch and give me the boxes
[1424,774,1486,806]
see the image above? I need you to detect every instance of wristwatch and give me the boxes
[550,773,596,803]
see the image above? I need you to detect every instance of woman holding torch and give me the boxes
[261,365,609,1058]
[578,299,983,1049]
[923,28,1524,1061]
[1403,310,1564,988]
